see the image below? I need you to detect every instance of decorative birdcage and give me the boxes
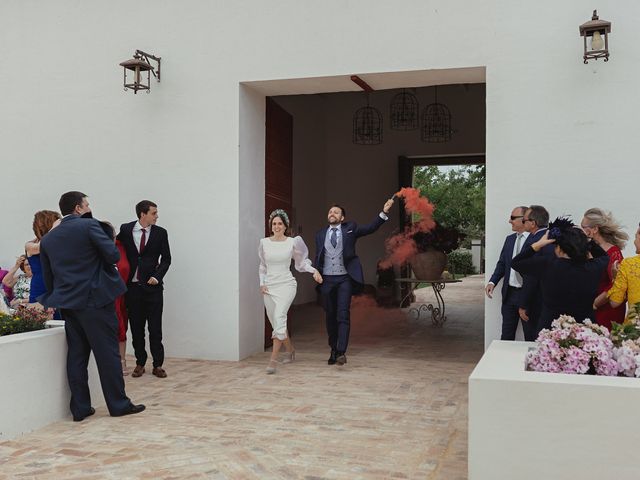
[353,98,383,145]
[390,89,419,130]
[421,86,452,143]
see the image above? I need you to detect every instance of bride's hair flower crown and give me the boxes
[269,209,290,228]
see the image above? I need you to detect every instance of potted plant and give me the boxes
[410,224,465,280]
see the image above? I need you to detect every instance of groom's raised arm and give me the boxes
[355,198,394,238]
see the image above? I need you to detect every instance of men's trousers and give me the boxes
[501,286,537,342]
[62,303,132,418]
[320,274,352,354]
[126,283,165,368]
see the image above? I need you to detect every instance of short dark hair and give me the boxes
[527,205,549,228]
[136,200,157,219]
[556,227,590,262]
[330,204,346,218]
[59,191,87,216]
[99,221,116,240]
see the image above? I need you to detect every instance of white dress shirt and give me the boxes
[508,231,529,287]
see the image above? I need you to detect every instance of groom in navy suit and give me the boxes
[315,198,394,365]
[39,191,145,421]
[485,206,535,340]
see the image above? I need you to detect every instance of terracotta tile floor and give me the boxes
[0,275,484,480]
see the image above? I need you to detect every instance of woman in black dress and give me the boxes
[512,218,609,332]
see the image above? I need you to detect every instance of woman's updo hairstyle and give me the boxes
[268,209,290,234]
[549,217,589,262]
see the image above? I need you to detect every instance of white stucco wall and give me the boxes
[1,0,638,358]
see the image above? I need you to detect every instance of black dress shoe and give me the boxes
[328,350,338,365]
[73,407,95,422]
[336,353,347,365]
[114,404,146,417]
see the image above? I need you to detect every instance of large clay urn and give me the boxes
[410,249,447,280]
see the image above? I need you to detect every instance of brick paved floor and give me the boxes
[0,275,484,480]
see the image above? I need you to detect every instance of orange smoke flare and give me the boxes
[380,187,436,268]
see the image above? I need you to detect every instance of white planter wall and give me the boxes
[0,328,103,440]
[469,341,640,479]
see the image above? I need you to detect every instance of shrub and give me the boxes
[447,249,476,275]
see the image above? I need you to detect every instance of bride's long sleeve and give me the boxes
[258,240,267,286]
[292,236,317,274]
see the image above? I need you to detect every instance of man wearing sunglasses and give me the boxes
[486,206,535,340]
[519,205,553,336]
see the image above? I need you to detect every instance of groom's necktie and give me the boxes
[330,228,338,248]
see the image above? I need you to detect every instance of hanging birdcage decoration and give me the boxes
[353,96,383,145]
[390,89,419,130]
[421,86,452,143]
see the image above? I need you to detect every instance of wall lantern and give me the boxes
[119,50,161,93]
[579,10,611,64]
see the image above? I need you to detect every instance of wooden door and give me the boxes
[264,97,293,348]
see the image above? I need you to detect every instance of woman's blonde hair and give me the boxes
[583,208,629,249]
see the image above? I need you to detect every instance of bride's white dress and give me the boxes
[259,236,316,340]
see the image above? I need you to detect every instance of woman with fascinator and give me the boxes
[511,217,609,333]
[259,209,323,374]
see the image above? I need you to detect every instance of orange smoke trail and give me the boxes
[380,187,436,268]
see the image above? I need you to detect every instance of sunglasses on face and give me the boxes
[523,218,534,223]
[510,215,524,221]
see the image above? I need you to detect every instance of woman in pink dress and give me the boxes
[582,208,628,330]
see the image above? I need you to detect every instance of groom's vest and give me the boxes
[323,228,348,276]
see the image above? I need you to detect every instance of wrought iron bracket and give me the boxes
[135,50,161,82]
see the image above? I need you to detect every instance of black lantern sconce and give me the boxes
[579,10,611,64]
[119,50,161,94]
[390,89,419,131]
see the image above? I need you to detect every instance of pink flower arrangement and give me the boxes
[610,316,640,377]
[526,315,618,376]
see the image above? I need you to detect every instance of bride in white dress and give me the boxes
[259,209,323,374]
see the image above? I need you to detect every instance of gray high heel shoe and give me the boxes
[282,350,296,364]
[266,360,278,374]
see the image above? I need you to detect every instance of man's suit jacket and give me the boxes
[314,214,386,290]
[118,222,171,291]
[489,233,521,303]
[520,228,555,313]
[39,215,126,309]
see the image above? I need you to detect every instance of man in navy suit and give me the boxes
[315,198,394,365]
[485,206,535,340]
[39,191,145,421]
[519,205,554,334]
[118,200,171,378]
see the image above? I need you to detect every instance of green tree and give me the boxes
[413,164,485,246]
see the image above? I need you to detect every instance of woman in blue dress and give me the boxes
[26,210,61,314]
